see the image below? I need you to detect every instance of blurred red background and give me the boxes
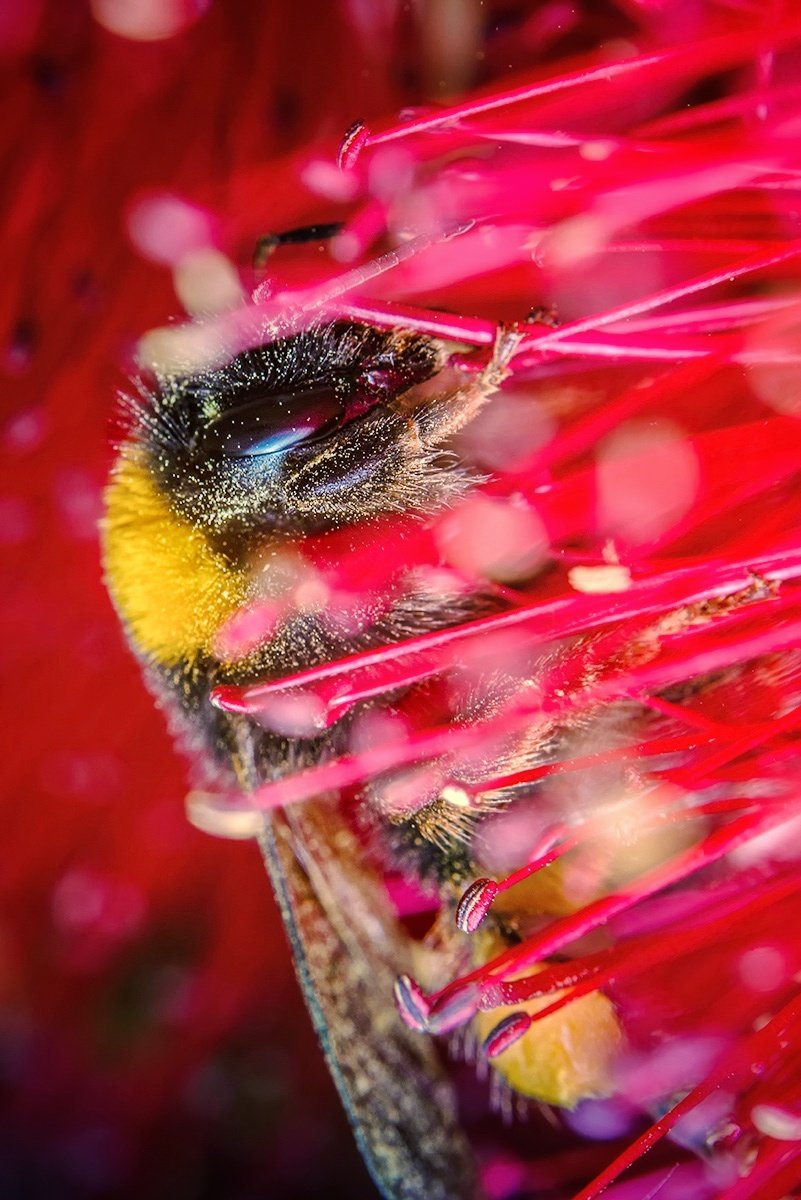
[7,3,801,1198]
[0,2,470,1196]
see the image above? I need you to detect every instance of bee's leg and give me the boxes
[282,324,522,524]
[253,222,345,268]
[415,323,523,443]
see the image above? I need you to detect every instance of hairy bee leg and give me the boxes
[279,325,523,522]
[416,324,523,443]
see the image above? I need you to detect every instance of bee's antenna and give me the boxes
[253,222,345,269]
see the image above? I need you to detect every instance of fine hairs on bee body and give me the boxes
[106,314,518,767]
[103,277,523,1199]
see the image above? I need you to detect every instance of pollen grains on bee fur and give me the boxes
[102,319,447,670]
[128,320,446,545]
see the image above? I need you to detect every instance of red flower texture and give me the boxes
[7,1,801,1199]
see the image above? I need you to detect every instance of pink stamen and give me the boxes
[364,26,801,148]
[455,878,499,934]
[428,800,800,1026]
[337,121,369,172]
[393,973,431,1032]
[211,542,801,718]
[483,1012,532,1059]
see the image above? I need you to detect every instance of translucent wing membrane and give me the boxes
[259,800,478,1200]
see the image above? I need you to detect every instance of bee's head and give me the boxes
[140,322,445,548]
[102,321,466,671]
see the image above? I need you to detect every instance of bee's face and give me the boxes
[142,323,445,542]
[102,321,484,682]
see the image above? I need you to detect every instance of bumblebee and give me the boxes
[102,290,540,1199]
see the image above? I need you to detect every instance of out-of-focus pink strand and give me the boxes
[212,542,801,716]
[641,694,766,737]
[612,294,801,333]
[636,81,801,137]
[362,24,801,150]
[465,127,589,148]
[518,244,801,362]
[573,987,801,1200]
[753,175,801,188]
[607,238,791,255]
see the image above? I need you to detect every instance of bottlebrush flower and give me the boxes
[190,10,801,1198]
[8,2,801,1199]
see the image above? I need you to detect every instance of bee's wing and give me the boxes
[259,799,479,1200]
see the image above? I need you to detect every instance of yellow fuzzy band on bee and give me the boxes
[102,454,248,666]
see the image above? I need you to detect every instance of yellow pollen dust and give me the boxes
[102,454,249,666]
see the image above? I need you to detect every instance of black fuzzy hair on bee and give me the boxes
[122,321,456,550]
[136,321,441,459]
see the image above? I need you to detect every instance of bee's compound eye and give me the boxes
[210,386,343,458]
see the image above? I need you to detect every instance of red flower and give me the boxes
[7,2,801,1198]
